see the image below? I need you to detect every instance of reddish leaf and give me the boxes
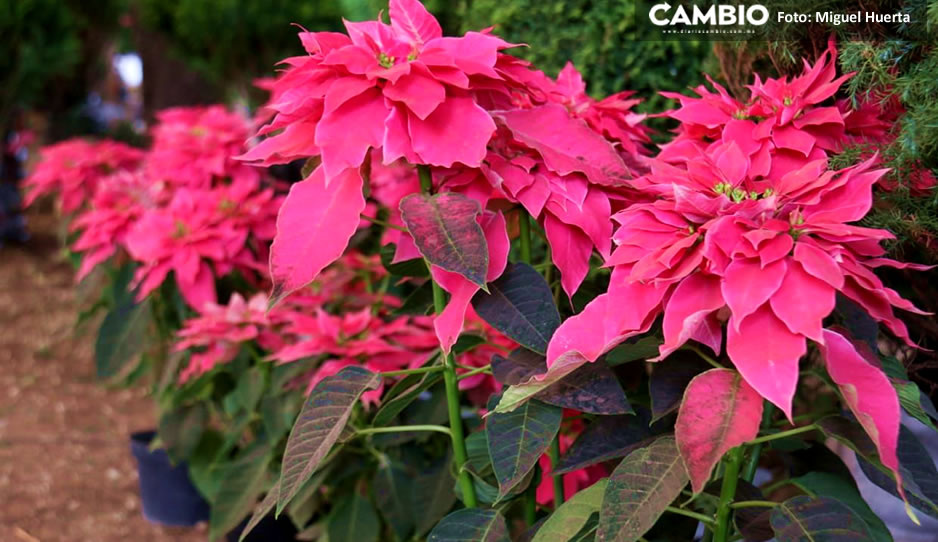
[535,361,632,415]
[770,496,873,541]
[400,192,489,288]
[492,348,547,386]
[675,368,764,493]
[472,262,560,354]
[486,399,562,499]
[497,104,632,185]
[818,329,902,491]
[269,166,365,305]
[555,413,652,475]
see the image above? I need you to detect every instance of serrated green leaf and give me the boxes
[427,509,510,542]
[209,447,271,541]
[95,296,151,380]
[533,479,607,542]
[486,399,562,499]
[597,436,689,542]
[327,494,380,542]
[770,495,874,541]
[277,366,379,513]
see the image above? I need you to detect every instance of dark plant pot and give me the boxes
[227,513,299,542]
[129,430,210,526]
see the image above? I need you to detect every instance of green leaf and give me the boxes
[770,496,874,541]
[277,366,379,513]
[238,481,280,542]
[533,479,608,542]
[393,280,435,316]
[487,399,562,499]
[427,509,510,542]
[858,424,938,520]
[492,348,547,386]
[95,296,151,380]
[471,262,560,354]
[158,403,208,463]
[234,365,265,414]
[373,368,443,426]
[555,414,652,475]
[492,362,582,413]
[399,192,489,288]
[327,494,380,542]
[597,436,689,542]
[380,243,430,277]
[535,361,632,415]
[879,356,938,431]
[466,430,495,478]
[791,472,892,542]
[413,452,457,536]
[605,337,662,366]
[209,446,271,541]
[374,461,414,540]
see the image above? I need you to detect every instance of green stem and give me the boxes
[730,500,778,509]
[524,474,538,525]
[519,210,532,264]
[713,446,744,542]
[742,403,774,482]
[665,506,716,525]
[746,424,818,446]
[355,425,451,437]
[549,436,565,508]
[360,213,406,231]
[456,364,492,381]
[418,165,477,508]
[684,344,724,369]
[379,366,445,378]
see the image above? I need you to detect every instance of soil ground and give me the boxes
[0,208,204,542]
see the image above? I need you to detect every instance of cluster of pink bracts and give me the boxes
[238,0,929,497]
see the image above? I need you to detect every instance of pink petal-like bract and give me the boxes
[408,95,494,168]
[657,273,725,359]
[676,368,764,492]
[389,0,442,43]
[818,329,903,493]
[722,258,787,329]
[269,166,365,304]
[726,304,804,419]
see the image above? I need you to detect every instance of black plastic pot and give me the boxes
[129,430,210,526]
[226,512,299,542]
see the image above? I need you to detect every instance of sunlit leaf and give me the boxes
[597,436,689,542]
[277,367,379,512]
[472,262,560,354]
[399,192,488,288]
[770,496,874,541]
[427,509,510,542]
[675,368,763,492]
[487,399,562,499]
[532,479,607,542]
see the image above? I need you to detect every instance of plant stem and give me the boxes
[360,213,406,231]
[379,366,445,378]
[549,436,565,508]
[524,475,538,525]
[746,424,818,446]
[418,165,477,508]
[742,403,774,482]
[713,446,744,542]
[684,344,725,369]
[456,364,492,381]
[519,210,532,263]
[665,506,716,525]
[730,500,778,509]
[355,425,451,437]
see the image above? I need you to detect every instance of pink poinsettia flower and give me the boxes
[124,186,271,309]
[146,105,261,188]
[175,293,288,382]
[69,170,164,280]
[543,150,927,488]
[24,139,143,213]
[239,0,514,178]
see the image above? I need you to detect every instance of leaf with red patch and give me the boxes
[400,192,489,289]
[675,368,764,493]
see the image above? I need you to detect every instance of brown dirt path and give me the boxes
[0,208,205,542]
